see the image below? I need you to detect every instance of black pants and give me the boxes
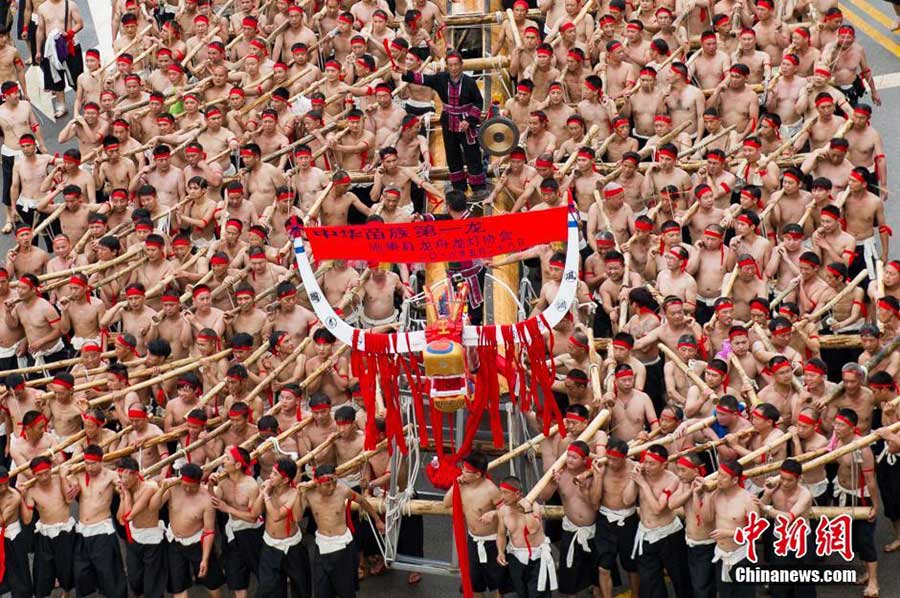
[443,126,485,191]
[636,527,692,598]
[715,557,756,598]
[125,539,167,598]
[1,153,14,207]
[314,542,359,598]
[687,542,716,598]
[166,539,225,594]
[507,555,552,598]
[0,532,34,598]
[73,530,127,598]
[642,355,667,415]
[257,539,311,598]
[224,527,263,591]
[33,529,75,597]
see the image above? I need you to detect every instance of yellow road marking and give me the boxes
[839,3,900,58]
[848,0,895,29]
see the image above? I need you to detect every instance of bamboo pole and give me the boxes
[524,409,610,502]
[0,350,117,378]
[626,416,715,457]
[198,342,270,407]
[141,420,234,478]
[8,431,86,478]
[100,25,154,72]
[802,270,867,323]
[729,354,760,406]
[820,335,900,405]
[678,124,736,159]
[487,426,557,470]
[295,431,338,468]
[88,349,232,407]
[657,343,714,395]
[801,421,900,472]
[355,498,866,519]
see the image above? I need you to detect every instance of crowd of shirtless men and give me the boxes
[0,0,894,597]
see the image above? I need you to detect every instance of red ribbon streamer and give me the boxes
[452,480,475,598]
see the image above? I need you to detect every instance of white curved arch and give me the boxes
[291,209,581,353]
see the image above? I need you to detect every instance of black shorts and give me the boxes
[166,538,225,593]
[507,554,552,598]
[33,528,75,596]
[558,526,599,594]
[314,541,359,598]
[0,532,34,598]
[125,539,167,598]
[594,512,638,572]
[224,526,263,591]
[73,530,127,598]
[466,534,512,593]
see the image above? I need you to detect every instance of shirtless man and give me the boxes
[820,24,880,107]
[100,283,156,355]
[666,62,706,139]
[118,404,168,474]
[303,329,350,405]
[589,434,640,598]
[707,65,759,136]
[208,446,262,598]
[831,408,880,597]
[0,81,48,232]
[114,456,165,598]
[495,477,557,598]
[153,464,225,597]
[522,110,556,162]
[21,455,75,597]
[624,67,665,140]
[304,464,383,598]
[844,104,887,197]
[539,440,600,597]
[602,364,659,441]
[843,167,888,281]
[629,444,692,598]
[241,143,286,216]
[6,273,65,363]
[788,407,829,504]
[299,393,338,465]
[10,134,53,233]
[64,444,128,598]
[691,31,731,91]
[5,226,49,277]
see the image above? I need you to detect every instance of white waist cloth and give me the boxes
[562,516,595,568]
[507,537,558,592]
[713,543,749,582]
[599,505,637,526]
[0,145,22,158]
[833,479,870,507]
[685,535,716,547]
[264,529,303,554]
[631,517,683,558]
[3,520,22,541]
[877,443,898,466]
[469,532,498,564]
[130,521,165,545]
[44,29,66,83]
[268,436,298,460]
[165,525,202,546]
[0,340,21,359]
[339,471,362,488]
[76,518,115,537]
[31,339,65,366]
[856,236,878,280]
[225,515,263,543]
[315,528,353,555]
[70,336,100,351]
[16,196,39,210]
[36,517,75,538]
[359,309,398,328]
[805,477,829,498]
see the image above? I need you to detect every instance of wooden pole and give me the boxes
[487,426,557,470]
[729,354,760,406]
[657,343,713,395]
[142,421,234,478]
[820,335,900,405]
[803,270,867,323]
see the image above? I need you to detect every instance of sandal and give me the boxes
[408,572,422,585]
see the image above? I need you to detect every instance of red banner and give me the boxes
[305,207,568,263]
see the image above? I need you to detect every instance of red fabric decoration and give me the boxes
[452,480,475,598]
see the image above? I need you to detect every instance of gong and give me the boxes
[479,117,520,156]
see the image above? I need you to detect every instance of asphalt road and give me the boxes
[6,1,900,596]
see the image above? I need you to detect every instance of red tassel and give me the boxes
[522,317,566,438]
[475,327,504,449]
[452,480,475,598]
[397,334,429,448]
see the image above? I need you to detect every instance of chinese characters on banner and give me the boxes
[734,512,854,561]
[304,207,569,263]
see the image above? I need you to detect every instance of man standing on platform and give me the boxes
[397,51,487,197]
